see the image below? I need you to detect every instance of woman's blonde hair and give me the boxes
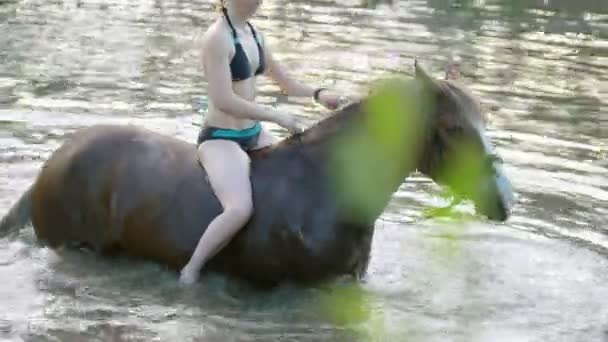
[216,0,225,12]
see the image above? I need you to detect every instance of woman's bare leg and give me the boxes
[179,140,253,284]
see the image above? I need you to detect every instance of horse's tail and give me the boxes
[0,185,33,238]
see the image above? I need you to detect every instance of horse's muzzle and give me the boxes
[479,159,515,222]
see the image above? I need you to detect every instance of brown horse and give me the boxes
[0,64,513,287]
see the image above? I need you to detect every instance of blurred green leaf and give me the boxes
[319,283,374,326]
[328,78,431,222]
[316,282,392,341]
[435,139,486,201]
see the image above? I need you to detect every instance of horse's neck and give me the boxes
[271,103,421,224]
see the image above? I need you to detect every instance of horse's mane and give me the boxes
[276,100,365,148]
[267,73,483,152]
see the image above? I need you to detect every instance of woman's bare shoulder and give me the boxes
[196,19,231,52]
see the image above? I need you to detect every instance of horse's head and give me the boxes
[412,62,514,221]
[281,62,513,222]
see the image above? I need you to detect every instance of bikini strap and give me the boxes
[222,7,239,40]
[247,22,261,44]
[223,8,260,45]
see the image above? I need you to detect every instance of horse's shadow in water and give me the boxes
[40,243,313,302]
[37,245,374,340]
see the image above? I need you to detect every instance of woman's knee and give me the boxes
[224,200,253,226]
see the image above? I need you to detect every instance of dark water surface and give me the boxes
[1,0,607,341]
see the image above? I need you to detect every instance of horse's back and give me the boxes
[31,125,141,247]
[30,125,220,267]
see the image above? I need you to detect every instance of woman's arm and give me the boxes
[262,36,344,109]
[264,46,316,98]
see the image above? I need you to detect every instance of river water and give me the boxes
[0,0,607,341]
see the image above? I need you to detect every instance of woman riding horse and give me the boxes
[181,0,347,284]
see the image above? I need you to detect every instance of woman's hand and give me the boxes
[275,114,305,134]
[317,89,348,110]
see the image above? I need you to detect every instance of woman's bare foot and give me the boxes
[179,265,200,285]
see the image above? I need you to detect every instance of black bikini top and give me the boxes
[223,8,266,82]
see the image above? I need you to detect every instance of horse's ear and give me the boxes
[444,62,461,80]
[414,60,439,89]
